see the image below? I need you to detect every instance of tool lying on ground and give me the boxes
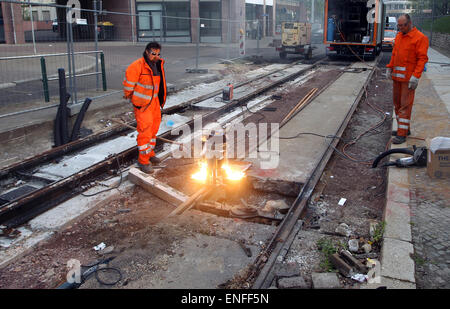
[222,83,234,102]
[372,145,427,168]
[110,118,184,151]
[57,256,122,289]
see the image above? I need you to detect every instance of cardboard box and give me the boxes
[427,137,450,178]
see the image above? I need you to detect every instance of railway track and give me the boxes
[0,57,327,228]
[0,55,384,289]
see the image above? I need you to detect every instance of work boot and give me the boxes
[392,135,407,144]
[138,162,154,174]
[150,156,161,164]
[392,130,411,136]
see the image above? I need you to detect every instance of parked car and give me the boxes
[382,29,396,51]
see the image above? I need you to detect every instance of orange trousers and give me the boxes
[393,80,415,137]
[134,98,161,165]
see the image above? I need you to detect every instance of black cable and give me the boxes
[80,257,122,286]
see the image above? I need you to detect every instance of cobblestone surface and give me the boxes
[410,169,450,289]
[407,59,450,289]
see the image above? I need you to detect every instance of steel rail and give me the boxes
[251,59,380,289]
[0,58,325,228]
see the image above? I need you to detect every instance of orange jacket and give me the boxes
[386,27,428,82]
[123,57,167,108]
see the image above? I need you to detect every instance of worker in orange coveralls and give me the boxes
[123,42,167,173]
[386,14,428,144]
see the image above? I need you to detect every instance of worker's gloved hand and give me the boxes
[385,68,392,80]
[408,75,419,90]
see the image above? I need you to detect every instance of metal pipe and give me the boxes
[40,57,50,102]
[66,7,74,104]
[10,3,16,44]
[94,0,99,90]
[69,15,77,104]
[29,1,37,54]
[100,52,107,91]
[0,50,104,61]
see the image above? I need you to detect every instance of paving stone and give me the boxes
[277,276,310,289]
[311,272,342,289]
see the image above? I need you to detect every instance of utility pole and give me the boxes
[311,0,315,23]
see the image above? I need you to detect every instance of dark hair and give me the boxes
[145,42,161,51]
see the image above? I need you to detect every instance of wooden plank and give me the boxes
[167,186,211,217]
[128,167,188,206]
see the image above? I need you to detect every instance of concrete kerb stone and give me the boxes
[379,115,416,287]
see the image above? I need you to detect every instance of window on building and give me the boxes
[165,2,190,34]
[199,1,221,37]
[32,11,38,21]
[42,10,51,21]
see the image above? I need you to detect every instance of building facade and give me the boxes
[0,0,307,44]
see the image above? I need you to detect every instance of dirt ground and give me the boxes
[0,57,393,289]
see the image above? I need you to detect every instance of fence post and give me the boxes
[100,52,107,91]
[94,0,100,91]
[40,57,50,102]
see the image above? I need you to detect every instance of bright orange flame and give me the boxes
[191,161,208,182]
[222,164,245,181]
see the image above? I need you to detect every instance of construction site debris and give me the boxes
[263,200,290,214]
[335,223,352,237]
[277,276,309,289]
[93,242,106,251]
[351,273,368,283]
[362,243,372,254]
[311,272,342,289]
[330,253,354,277]
[348,239,359,252]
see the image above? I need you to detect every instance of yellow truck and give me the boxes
[276,22,313,60]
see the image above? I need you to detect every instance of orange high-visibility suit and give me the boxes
[123,57,167,165]
[386,27,428,137]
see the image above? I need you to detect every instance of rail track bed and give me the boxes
[0,56,391,289]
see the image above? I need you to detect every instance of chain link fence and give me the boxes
[410,0,450,54]
[0,0,325,122]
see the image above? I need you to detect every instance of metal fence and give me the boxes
[411,0,450,50]
[0,0,325,122]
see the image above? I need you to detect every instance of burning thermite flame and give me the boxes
[191,161,245,182]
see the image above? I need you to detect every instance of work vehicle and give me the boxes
[382,29,396,50]
[277,22,313,60]
[386,16,397,30]
[324,0,386,60]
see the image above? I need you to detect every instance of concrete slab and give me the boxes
[426,48,450,114]
[311,272,342,289]
[384,200,412,242]
[29,177,133,231]
[381,237,415,283]
[36,132,137,180]
[248,62,374,189]
[121,232,258,289]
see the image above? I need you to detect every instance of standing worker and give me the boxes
[386,14,428,144]
[123,42,167,173]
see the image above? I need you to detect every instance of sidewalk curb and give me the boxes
[380,121,417,288]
